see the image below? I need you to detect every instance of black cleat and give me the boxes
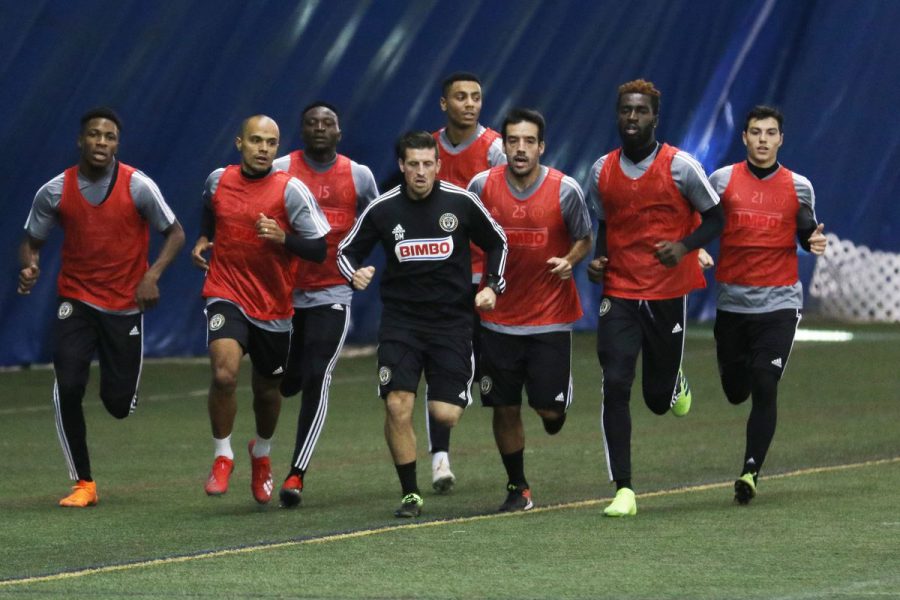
[498,484,533,512]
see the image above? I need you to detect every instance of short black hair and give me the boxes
[502,108,546,143]
[301,100,340,121]
[441,71,482,97]
[744,105,784,132]
[80,107,122,134]
[395,130,438,161]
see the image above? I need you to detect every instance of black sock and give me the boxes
[615,478,632,491]
[288,467,305,479]
[395,461,419,496]
[743,369,778,479]
[500,449,527,489]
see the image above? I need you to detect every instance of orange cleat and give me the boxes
[205,456,234,496]
[59,480,98,507]
[248,441,273,504]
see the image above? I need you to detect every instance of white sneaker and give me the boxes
[431,451,456,494]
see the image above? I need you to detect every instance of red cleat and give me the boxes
[248,440,273,504]
[205,456,234,496]
[279,474,303,508]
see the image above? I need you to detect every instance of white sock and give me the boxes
[432,450,449,470]
[252,436,272,458]
[214,435,233,460]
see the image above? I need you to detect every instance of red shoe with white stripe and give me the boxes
[248,440,273,504]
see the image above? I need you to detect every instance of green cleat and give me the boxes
[734,472,757,505]
[671,369,692,417]
[603,488,637,517]
[394,492,424,518]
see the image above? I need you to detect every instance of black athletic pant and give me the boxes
[715,308,800,475]
[53,299,143,481]
[596,296,686,482]
[280,304,351,476]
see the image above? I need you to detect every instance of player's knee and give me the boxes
[719,365,751,405]
[100,391,134,419]
[211,366,238,394]
[645,394,671,415]
[751,368,779,402]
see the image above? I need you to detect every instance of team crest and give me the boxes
[439,213,458,233]
[378,366,392,385]
[209,313,225,331]
[57,302,73,320]
[480,376,493,395]
[599,298,611,317]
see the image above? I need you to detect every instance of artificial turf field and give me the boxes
[1,323,897,599]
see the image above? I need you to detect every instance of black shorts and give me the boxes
[714,309,801,379]
[377,327,474,407]
[54,298,143,415]
[206,301,290,378]
[479,328,572,414]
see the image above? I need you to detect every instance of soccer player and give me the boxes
[17,107,185,507]
[192,115,330,505]
[270,101,379,507]
[337,131,507,518]
[426,71,507,493]
[709,105,827,505]
[469,108,592,511]
[585,79,724,517]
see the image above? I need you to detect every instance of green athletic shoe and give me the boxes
[394,492,424,518]
[734,472,757,505]
[671,369,692,417]
[603,488,637,517]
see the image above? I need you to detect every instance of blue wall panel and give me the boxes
[2,0,898,365]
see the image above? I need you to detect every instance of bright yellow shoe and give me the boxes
[671,369,692,417]
[603,487,636,517]
[734,472,757,505]
[59,480,98,507]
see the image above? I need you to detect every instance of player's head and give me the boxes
[616,79,661,148]
[440,71,483,130]
[502,107,545,143]
[501,108,545,180]
[78,107,122,171]
[743,105,783,132]
[742,105,784,168]
[236,115,280,175]
[396,131,440,200]
[301,101,341,158]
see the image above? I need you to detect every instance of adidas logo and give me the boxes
[331,304,345,311]
[747,457,756,466]
[671,323,683,334]
[555,393,565,403]
[458,391,468,400]
[771,357,783,368]
[272,366,284,375]
[129,326,140,336]
[392,224,405,240]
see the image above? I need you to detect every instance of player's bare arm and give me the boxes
[135,221,185,311]
[17,236,44,295]
[191,236,213,271]
[548,235,592,280]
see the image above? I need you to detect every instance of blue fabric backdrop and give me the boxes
[2,0,898,365]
